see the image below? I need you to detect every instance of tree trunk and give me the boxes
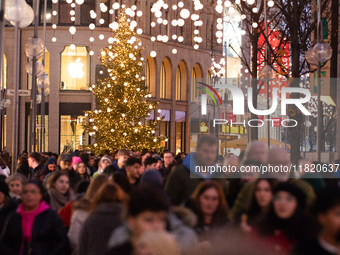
[288,1,302,162]
[251,29,259,141]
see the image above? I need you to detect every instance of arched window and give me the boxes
[146,56,156,97]
[160,58,171,99]
[176,61,187,101]
[191,64,203,102]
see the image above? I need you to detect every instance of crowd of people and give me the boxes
[0,135,340,254]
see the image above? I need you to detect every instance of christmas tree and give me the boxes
[84,7,165,153]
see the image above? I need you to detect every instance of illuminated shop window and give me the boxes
[61,46,89,90]
[60,115,86,154]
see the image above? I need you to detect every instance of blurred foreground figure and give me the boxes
[292,186,340,255]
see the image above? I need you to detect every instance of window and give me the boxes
[61,46,90,90]
[160,58,172,99]
[176,61,187,101]
[39,1,52,25]
[176,111,186,154]
[60,115,86,154]
[59,0,73,25]
[3,54,6,89]
[146,60,150,91]
[27,114,48,152]
[145,56,156,97]
[81,0,95,25]
[160,62,166,98]
[191,65,202,102]
[176,66,181,100]
[159,109,170,150]
[190,67,197,102]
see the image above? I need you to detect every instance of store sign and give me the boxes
[7,90,31,96]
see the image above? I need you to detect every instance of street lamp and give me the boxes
[306,0,332,162]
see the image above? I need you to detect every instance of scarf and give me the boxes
[48,187,75,212]
[16,201,50,243]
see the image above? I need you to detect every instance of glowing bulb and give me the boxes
[172,49,177,54]
[52,37,56,42]
[89,23,95,30]
[137,28,143,34]
[151,36,156,41]
[69,26,76,35]
[89,37,94,42]
[172,5,177,10]
[70,44,76,50]
[99,18,105,24]
[180,9,190,19]
[150,51,157,58]
[99,34,104,40]
[178,1,184,8]
[172,34,177,40]
[178,36,184,42]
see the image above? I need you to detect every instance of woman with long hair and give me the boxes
[240,178,275,233]
[78,182,127,255]
[187,180,230,238]
[250,182,316,254]
[68,174,110,250]
[76,161,91,181]
[0,181,70,254]
[46,171,75,211]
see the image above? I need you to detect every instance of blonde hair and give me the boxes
[135,231,180,255]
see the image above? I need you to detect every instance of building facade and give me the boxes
[3,0,222,155]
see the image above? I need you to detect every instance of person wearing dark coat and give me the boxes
[291,186,340,255]
[0,181,18,233]
[28,152,47,185]
[78,183,127,255]
[17,157,30,178]
[0,181,70,255]
[59,154,81,189]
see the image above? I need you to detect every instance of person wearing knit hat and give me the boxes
[72,157,82,171]
[44,157,57,173]
[251,182,316,255]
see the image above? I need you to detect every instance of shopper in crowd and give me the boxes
[186,181,230,239]
[144,157,158,171]
[46,171,75,212]
[124,157,142,187]
[250,182,316,254]
[231,148,315,218]
[153,155,163,170]
[227,159,262,209]
[0,181,17,232]
[59,154,81,189]
[139,150,151,173]
[68,174,110,250]
[6,173,27,203]
[134,231,180,255]
[107,184,170,255]
[80,152,96,176]
[0,181,70,254]
[58,180,89,229]
[78,183,127,255]
[292,186,340,255]
[240,178,275,233]
[93,156,112,178]
[165,135,227,206]
[72,156,82,171]
[17,156,30,178]
[44,157,57,174]
[297,158,325,193]
[27,152,46,184]
[76,161,91,181]
[113,149,130,173]
[243,141,268,164]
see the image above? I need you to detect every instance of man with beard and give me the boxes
[292,186,340,255]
